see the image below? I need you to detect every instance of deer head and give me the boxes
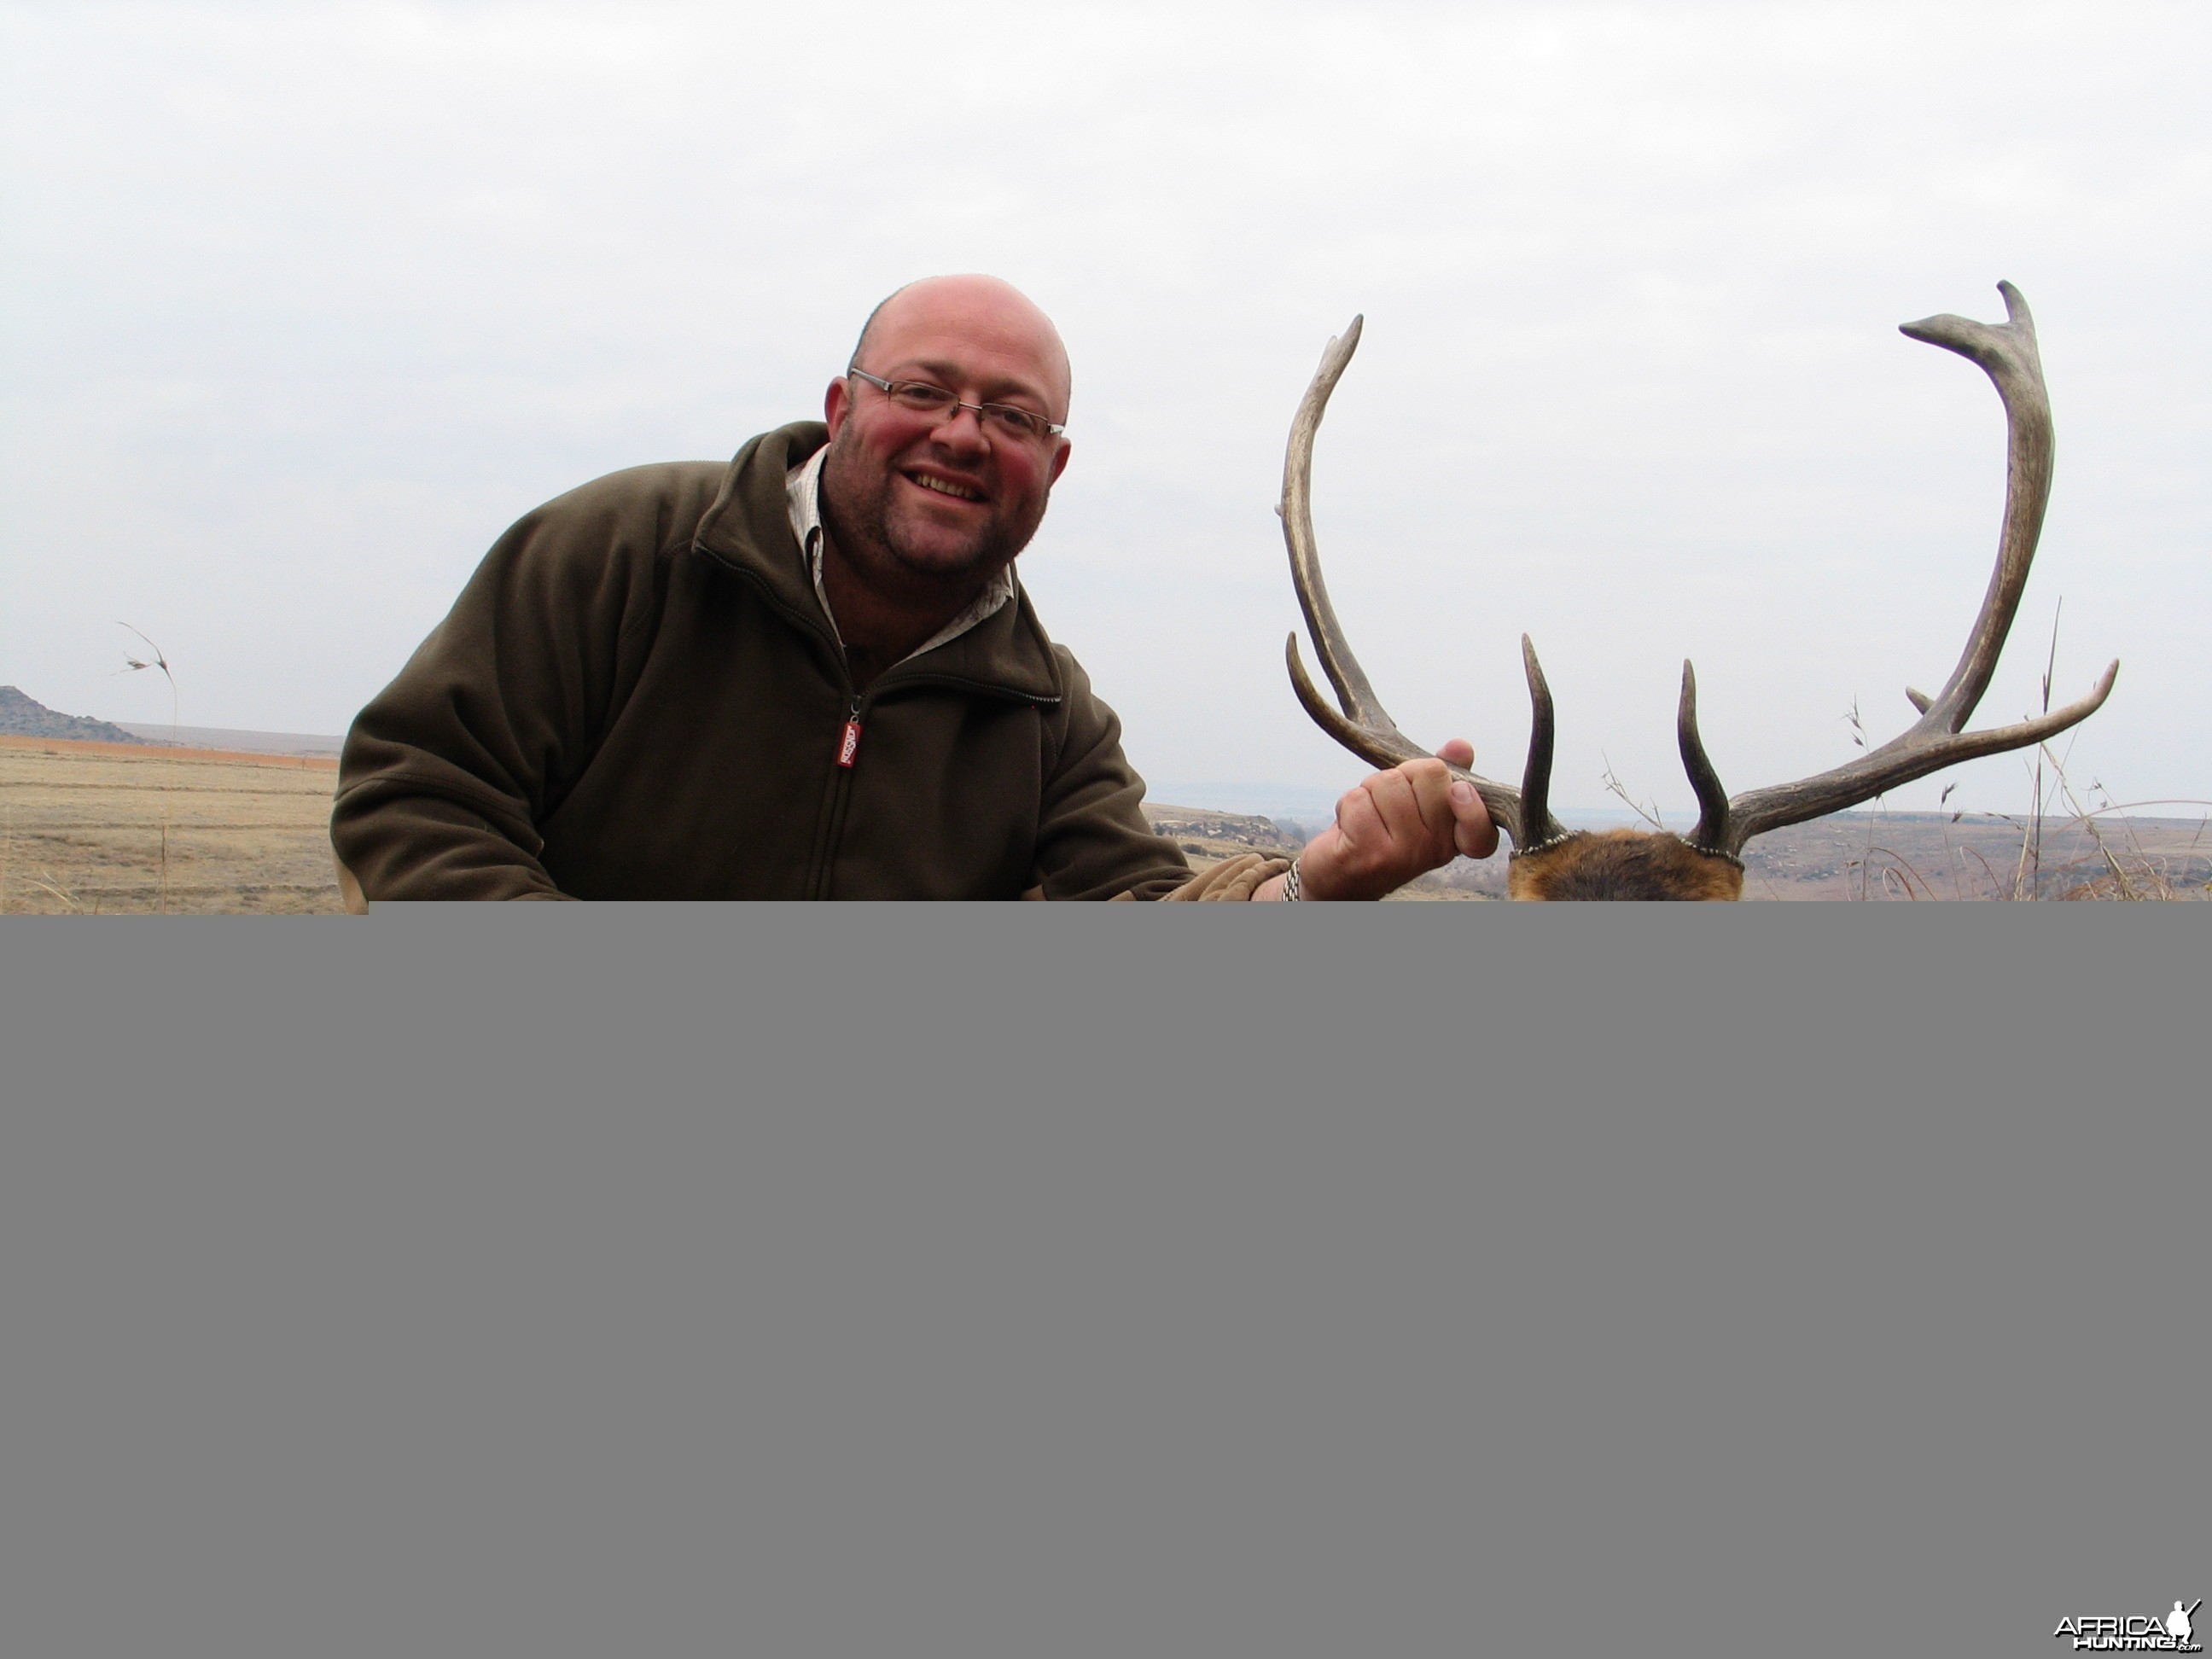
[1280,282,2118,900]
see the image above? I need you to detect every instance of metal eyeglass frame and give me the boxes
[846,367,1066,441]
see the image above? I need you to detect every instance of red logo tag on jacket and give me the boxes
[836,719,862,768]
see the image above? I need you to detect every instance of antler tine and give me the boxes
[1678,661,1732,853]
[1516,636,1566,847]
[1717,282,2119,853]
[1901,279,2054,733]
[1280,317,1530,847]
[1281,318,1394,735]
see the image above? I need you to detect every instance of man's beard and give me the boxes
[818,427,1041,595]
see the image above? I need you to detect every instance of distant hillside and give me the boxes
[114,723,344,757]
[0,686,156,745]
[1144,803,1300,856]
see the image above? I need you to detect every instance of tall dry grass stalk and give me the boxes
[2000,600,2065,899]
[1985,601,2203,900]
[2040,781,2210,901]
[116,622,178,912]
[1831,602,2204,902]
[1599,755,1668,832]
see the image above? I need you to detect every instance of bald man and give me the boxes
[331,275,1493,901]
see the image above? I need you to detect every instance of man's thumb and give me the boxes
[1449,780,1493,858]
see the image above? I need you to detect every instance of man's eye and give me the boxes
[984,405,1042,435]
[893,383,955,410]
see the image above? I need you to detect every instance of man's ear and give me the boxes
[824,376,853,436]
[1046,436,1072,487]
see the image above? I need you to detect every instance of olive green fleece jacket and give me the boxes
[330,422,1196,901]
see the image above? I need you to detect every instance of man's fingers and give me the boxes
[1333,775,1389,852]
[1399,759,1460,846]
[1424,737,1497,860]
[1349,760,1459,857]
[1309,753,1491,899]
[1449,779,1499,859]
[1384,763,1464,861]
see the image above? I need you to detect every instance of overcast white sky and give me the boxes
[4,0,2206,818]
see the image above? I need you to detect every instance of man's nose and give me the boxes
[927,402,992,452]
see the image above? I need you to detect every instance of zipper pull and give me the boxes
[836,697,863,768]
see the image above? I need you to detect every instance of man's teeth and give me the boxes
[912,474,981,500]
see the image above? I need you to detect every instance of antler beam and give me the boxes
[1686,281,2118,855]
[1280,317,1563,851]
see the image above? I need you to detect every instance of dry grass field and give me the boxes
[1732,809,2212,901]
[0,735,345,914]
[3,737,2200,911]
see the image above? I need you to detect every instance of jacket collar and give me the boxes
[693,422,1062,705]
[784,448,1020,662]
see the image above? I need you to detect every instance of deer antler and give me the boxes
[1280,317,1565,852]
[1679,282,2119,857]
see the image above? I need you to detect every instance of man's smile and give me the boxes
[904,468,987,504]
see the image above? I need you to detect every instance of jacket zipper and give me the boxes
[707,554,1070,899]
[808,677,1070,899]
[835,696,864,769]
[807,690,864,900]
[706,561,860,900]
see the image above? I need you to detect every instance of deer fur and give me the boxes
[1506,831,1744,902]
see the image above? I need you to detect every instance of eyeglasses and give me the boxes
[847,367,1066,442]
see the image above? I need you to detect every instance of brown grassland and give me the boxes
[2,736,2202,911]
[1,735,346,914]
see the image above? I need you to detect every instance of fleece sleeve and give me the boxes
[329,473,676,900]
[1029,647,1197,902]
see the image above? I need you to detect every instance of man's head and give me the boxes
[819,275,1073,604]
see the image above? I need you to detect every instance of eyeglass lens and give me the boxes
[880,379,1051,440]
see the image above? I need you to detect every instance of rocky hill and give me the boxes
[1143,803,1301,859]
[0,686,156,745]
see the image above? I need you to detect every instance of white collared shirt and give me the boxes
[784,446,1017,664]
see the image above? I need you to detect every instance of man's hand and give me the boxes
[1260,740,1499,901]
